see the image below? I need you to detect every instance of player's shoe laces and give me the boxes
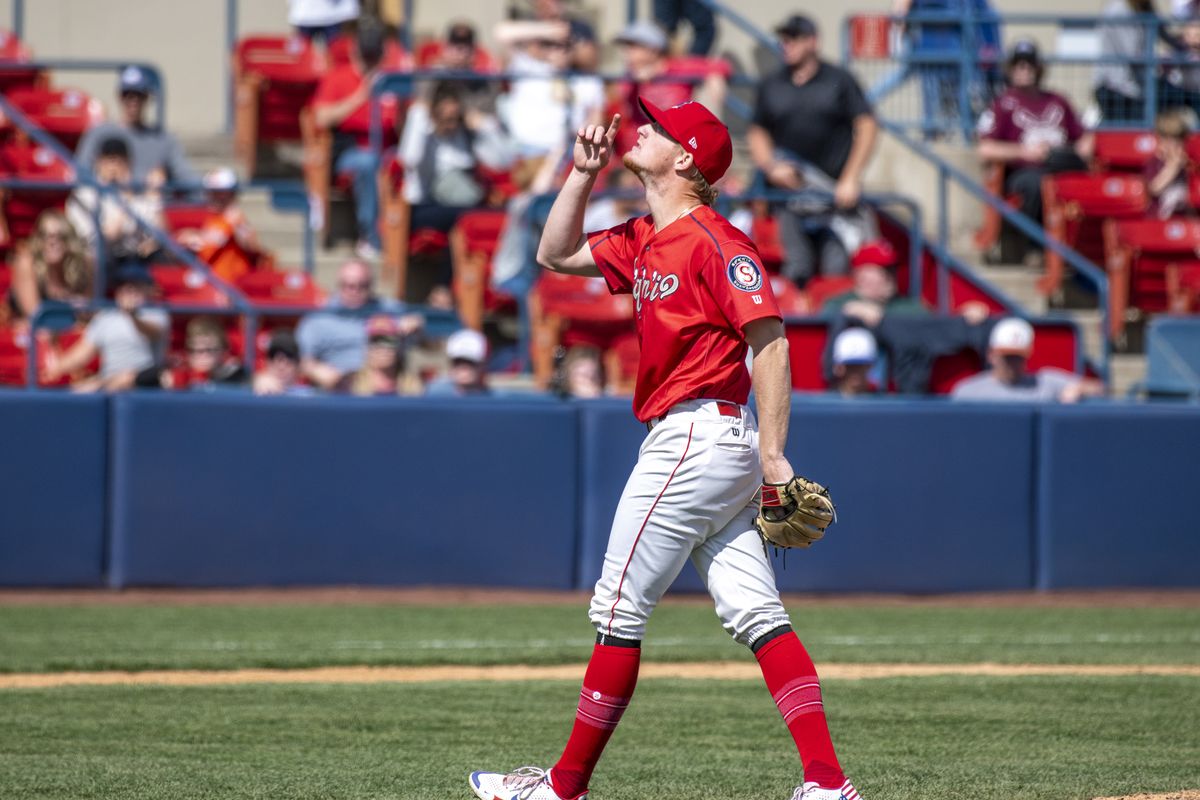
[789,779,861,800]
[469,766,585,800]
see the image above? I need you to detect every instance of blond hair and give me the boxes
[1156,108,1190,140]
[674,143,719,207]
[30,209,90,296]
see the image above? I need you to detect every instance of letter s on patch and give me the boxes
[727,254,763,292]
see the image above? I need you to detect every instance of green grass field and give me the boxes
[1,599,1197,800]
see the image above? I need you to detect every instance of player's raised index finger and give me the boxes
[605,113,622,143]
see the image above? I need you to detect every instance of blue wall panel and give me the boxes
[577,400,1037,594]
[108,395,579,588]
[1037,407,1200,588]
[0,392,107,586]
[775,402,1037,592]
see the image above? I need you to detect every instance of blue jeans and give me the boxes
[336,147,380,248]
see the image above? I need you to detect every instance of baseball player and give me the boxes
[468,99,860,800]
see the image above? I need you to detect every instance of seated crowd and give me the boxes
[2,5,1157,404]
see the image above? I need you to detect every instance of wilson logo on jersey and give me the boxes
[727,254,763,292]
[632,267,680,314]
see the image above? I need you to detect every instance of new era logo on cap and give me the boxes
[638,97,732,184]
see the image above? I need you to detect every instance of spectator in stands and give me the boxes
[312,20,400,261]
[977,40,1092,265]
[1145,109,1193,218]
[75,65,197,189]
[493,18,605,159]
[952,317,1105,402]
[335,313,421,395]
[296,260,421,389]
[166,316,248,391]
[68,137,164,272]
[7,210,93,330]
[609,21,728,157]
[1094,0,1160,123]
[288,0,360,44]
[822,241,927,325]
[1163,16,1200,112]
[511,0,601,73]
[654,0,717,56]
[829,327,879,398]
[253,330,315,396]
[177,167,266,284]
[421,23,501,114]
[426,328,491,396]
[398,82,513,234]
[553,344,606,398]
[42,263,167,392]
[748,14,879,285]
[869,0,1003,140]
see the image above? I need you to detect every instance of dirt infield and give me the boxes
[2,661,1199,690]
[2,587,1199,607]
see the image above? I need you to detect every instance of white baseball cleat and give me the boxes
[789,779,861,800]
[468,766,585,800]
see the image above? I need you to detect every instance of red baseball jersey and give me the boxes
[587,205,781,422]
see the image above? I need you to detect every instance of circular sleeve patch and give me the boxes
[727,254,763,292]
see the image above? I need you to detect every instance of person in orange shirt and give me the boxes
[177,167,265,284]
[312,20,400,261]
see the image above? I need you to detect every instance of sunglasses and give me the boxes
[187,345,224,355]
[40,230,67,240]
[339,280,372,290]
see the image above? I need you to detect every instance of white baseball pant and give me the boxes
[588,399,793,646]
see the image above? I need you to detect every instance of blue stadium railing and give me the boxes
[848,12,1196,140]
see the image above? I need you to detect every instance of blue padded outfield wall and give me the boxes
[0,392,1198,590]
[0,392,108,586]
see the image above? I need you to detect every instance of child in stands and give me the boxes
[1144,109,1193,219]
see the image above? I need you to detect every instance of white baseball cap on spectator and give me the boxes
[614,21,668,52]
[832,328,878,366]
[202,166,239,192]
[446,329,487,364]
[989,317,1034,356]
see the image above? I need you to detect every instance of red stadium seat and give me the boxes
[149,265,230,307]
[233,35,324,177]
[236,269,325,307]
[751,214,783,271]
[805,276,855,313]
[0,28,44,94]
[161,203,212,234]
[530,270,635,387]
[2,87,103,152]
[783,320,829,391]
[0,142,73,248]
[1092,130,1157,172]
[928,349,984,394]
[1103,217,1200,343]
[450,209,513,331]
[1040,172,1148,300]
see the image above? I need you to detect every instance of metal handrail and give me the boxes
[879,119,1110,381]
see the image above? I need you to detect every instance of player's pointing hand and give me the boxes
[574,113,621,176]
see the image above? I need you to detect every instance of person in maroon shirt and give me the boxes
[977,39,1094,263]
[313,21,400,260]
[467,100,861,800]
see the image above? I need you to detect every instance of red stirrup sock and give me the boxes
[550,641,641,798]
[755,631,846,789]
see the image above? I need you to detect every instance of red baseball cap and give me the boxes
[850,240,898,270]
[637,96,733,184]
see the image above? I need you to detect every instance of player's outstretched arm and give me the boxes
[745,317,794,485]
[536,114,621,277]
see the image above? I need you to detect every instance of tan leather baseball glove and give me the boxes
[754,476,836,549]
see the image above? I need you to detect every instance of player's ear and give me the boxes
[674,148,695,174]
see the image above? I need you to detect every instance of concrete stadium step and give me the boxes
[971,261,1049,315]
[1109,353,1146,399]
